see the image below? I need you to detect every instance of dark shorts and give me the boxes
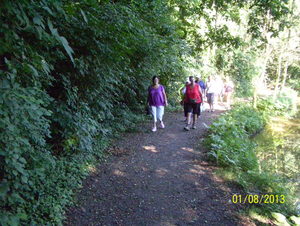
[184,102,193,117]
[207,93,215,104]
[186,102,201,116]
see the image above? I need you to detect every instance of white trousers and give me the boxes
[151,106,164,123]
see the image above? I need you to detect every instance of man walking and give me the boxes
[196,75,206,97]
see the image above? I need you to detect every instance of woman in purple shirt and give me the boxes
[147,76,168,132]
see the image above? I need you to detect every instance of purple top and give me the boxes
[148,85,165,106]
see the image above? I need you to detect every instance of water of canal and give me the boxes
[253,103,300,212]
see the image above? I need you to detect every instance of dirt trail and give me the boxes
[64,105,255,226]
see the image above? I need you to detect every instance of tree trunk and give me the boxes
[253,10,272,108]
[273,44,285,101]
[279,27,291,97]
[280,61,289,97]
[253,39,271,108]
[253,87,257,108]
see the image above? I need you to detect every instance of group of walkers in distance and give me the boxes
[147,74,234,132]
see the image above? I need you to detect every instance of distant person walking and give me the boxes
[196,75,206,118]
[147,76,168,132]
[215,74,224,105]
[183,76,203,131]
[196,75,206,96]
[206,75,217,112]
[224,76,234,109]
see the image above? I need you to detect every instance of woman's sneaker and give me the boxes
[184,126,190,131]
[160,121,165,129]
[152,127,157,132]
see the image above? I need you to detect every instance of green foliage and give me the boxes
[256,87,298,116]
[0,0,295,224]
[276,87,298,109]
[288,79,300,93]
[247,0,289,39]
[231,104,267,134]
[205,104,296,215]
[0,77,53,225]
[253,108,300,216]
[224,49,261,97]
[236,170,292,215]
[207,105,264,170]
[288,62,300,81]
[1,0,186,225]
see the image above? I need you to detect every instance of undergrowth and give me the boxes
[204,102,298,221]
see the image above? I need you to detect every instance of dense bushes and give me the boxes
[207,105,265,170]
[257,87,298,116]
[0,82,53,225]
[205,104,295,215]
[1,0,295,224]
[0,0,186,225]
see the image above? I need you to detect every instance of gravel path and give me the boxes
[64,105,255,226]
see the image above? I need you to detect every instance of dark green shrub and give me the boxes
[1,0,186,225]
[205,105,295,215]
[0,79,53,225]
[207,111,259,171]
[206,105,266,171]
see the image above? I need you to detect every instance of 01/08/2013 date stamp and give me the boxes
[232,194,285,204]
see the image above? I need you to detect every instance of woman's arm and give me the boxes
[199,85,203,105]
[162,89,168,107]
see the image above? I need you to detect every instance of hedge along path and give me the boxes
[64,106,255,226]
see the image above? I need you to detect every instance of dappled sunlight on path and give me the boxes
[143,145,159,153]
[64,110,254,226]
